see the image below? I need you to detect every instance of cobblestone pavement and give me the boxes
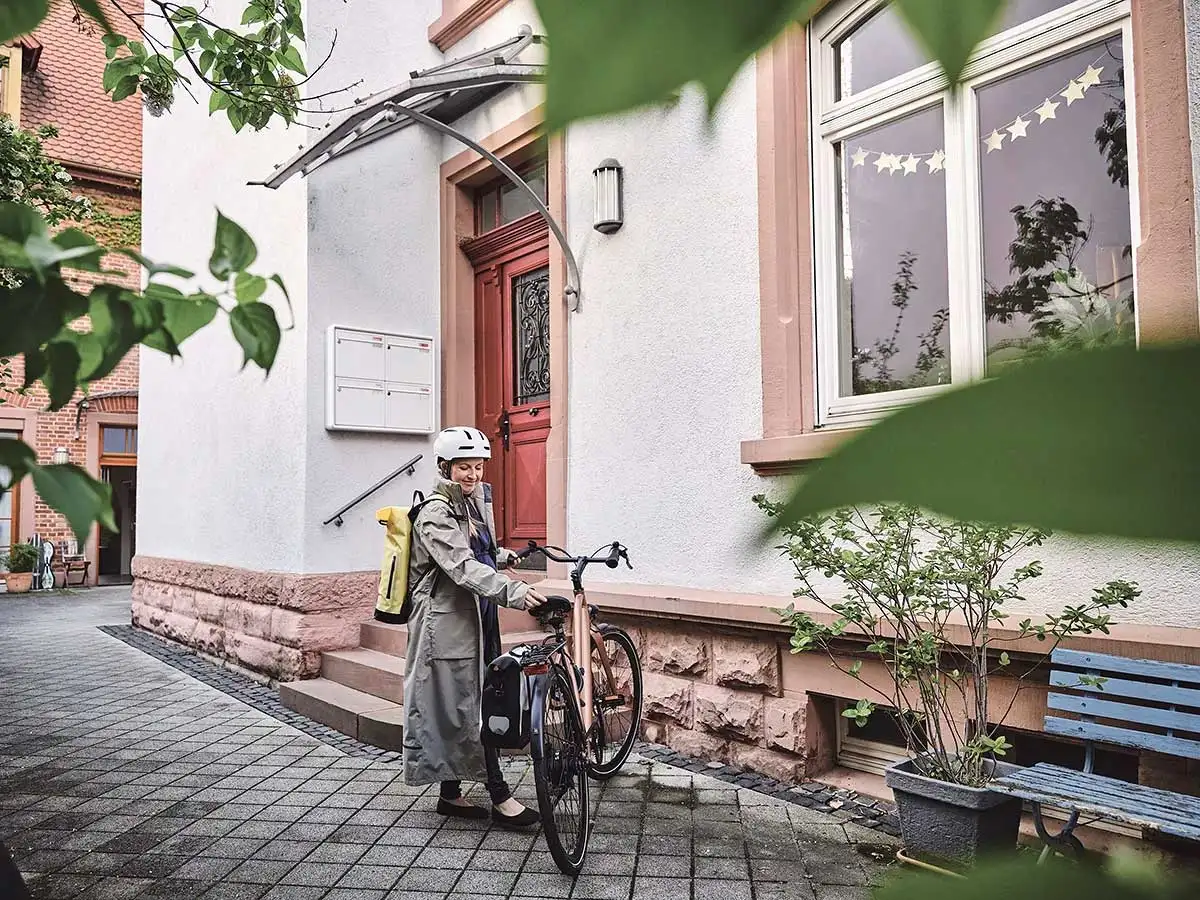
[1,588,898,900]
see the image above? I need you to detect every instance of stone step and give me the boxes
[320,647,405,703]
[361,620,550,658]
[279,678,399,743]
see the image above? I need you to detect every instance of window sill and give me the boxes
[429,0,512,52]
[740,430,863,475]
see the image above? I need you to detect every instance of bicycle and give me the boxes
[508,540,644,876]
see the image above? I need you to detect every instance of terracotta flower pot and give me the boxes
[3,572,34,594]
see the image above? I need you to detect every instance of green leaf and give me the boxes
[234,272,267,304]
[41,341,82,409]
[199,49,215,75]
[0,436,37,488]
[31,463,116,545]
[242,3,269,26]
[0,0,48,45]
[209,89,230,113]
[53,228,105,271]
[998,651,1011,667]
[894,0,1006,86]
[536,0,822,132]
[111,74,141,103]
[774,345,1200,543]
[269,274,294,329]
[229,302,281,371]
[117,249,194,278]
[160,292,220,346]
[209,210,257,278]
[278,44,305,76]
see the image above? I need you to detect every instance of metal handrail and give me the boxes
[323,454,422,527]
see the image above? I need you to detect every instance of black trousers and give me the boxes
[441,597,510,806]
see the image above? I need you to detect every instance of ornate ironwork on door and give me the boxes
[512,267,551,405]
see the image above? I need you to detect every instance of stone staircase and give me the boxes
[279,607,546,751]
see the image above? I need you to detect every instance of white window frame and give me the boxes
[809,0,1139,428]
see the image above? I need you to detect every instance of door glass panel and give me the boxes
[980,37,1133,374]
[511,267,551,405]
[836,104,950,397]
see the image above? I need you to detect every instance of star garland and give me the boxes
[848,62,1107,176]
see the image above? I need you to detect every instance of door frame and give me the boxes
[439,106,568,560]
[86,412,137,585]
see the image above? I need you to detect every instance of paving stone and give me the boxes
[694,878,753,900]
[334,864,403,890]
[398,866,460,891]
[636,854,691,877]
[631,877,692,900]
[453,869,518,894]
[513,872,573,898]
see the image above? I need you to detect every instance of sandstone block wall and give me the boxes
[132,557,374,680]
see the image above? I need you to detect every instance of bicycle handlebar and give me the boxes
[513,539,633,571]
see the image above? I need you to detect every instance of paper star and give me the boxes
[874,152,893,173]
[1035,98,1059,122]
[984,130,1005,153]
[887,153,903,174]
[926,149,946,173]
[1079,65,1103,89]
[851,146,869,167]
[901,154,920,175]
[1007,116,1030,140]
[1061,79,1085,105]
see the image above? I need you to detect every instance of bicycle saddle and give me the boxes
[530,594,572,621]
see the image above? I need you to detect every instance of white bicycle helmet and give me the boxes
[434,426,492,461]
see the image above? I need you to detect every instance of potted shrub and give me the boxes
[755,500,1139,867]
[2,542,40,594]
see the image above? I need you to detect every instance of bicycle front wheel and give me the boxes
[588,625,643,779]
[531,665,591,876]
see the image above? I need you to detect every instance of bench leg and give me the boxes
[1032,803,1085,863]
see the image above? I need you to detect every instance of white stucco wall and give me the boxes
[299,0,445,573]
[138,1,310,572]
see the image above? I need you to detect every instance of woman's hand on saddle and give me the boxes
[524,588,547,609]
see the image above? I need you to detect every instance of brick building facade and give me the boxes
[1,0,141,583]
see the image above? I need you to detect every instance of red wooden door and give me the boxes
[471,223,551,551]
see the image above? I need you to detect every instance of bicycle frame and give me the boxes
[518,541,631,737]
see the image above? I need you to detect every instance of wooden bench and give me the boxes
[991,648,1200,858]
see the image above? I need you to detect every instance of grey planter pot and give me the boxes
[885,757,1023,866]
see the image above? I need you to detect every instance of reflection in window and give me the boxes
[475,160,548,234]
[981,37,1133,373]
[837,106,950,397]
[102,426,138,455]
[1,430,16,559]
[834,0,1075,100]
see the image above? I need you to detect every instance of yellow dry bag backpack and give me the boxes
[374,491,446,625]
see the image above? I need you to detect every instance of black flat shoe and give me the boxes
[491,805,540,830]
[437,798,489,820]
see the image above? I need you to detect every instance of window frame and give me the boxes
[809,0,1138,428]
[473,158,549,235]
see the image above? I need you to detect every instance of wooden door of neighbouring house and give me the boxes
[466,216,551,553]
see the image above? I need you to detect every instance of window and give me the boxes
[475,160,548,234]
[811,0,1135,426]
[101,426,138,457]
[0,430,18,562]
[836,700,921,775]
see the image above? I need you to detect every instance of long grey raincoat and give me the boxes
[402,477,531,786]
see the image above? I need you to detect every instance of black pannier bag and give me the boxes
[480,647,532,749]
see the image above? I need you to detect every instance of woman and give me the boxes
[402,425,546,828]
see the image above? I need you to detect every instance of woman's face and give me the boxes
[449,459,485,494]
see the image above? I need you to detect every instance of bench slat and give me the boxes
[994,764,1200,840]
[999,764,1194,820]
[1048,693,1200,733]
[1052,649,1200,687]
[1046,716,1200,760]
[1049,671,1200,709]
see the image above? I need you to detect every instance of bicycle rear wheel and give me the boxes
[531,664,591,875]
[587,625,643,779]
